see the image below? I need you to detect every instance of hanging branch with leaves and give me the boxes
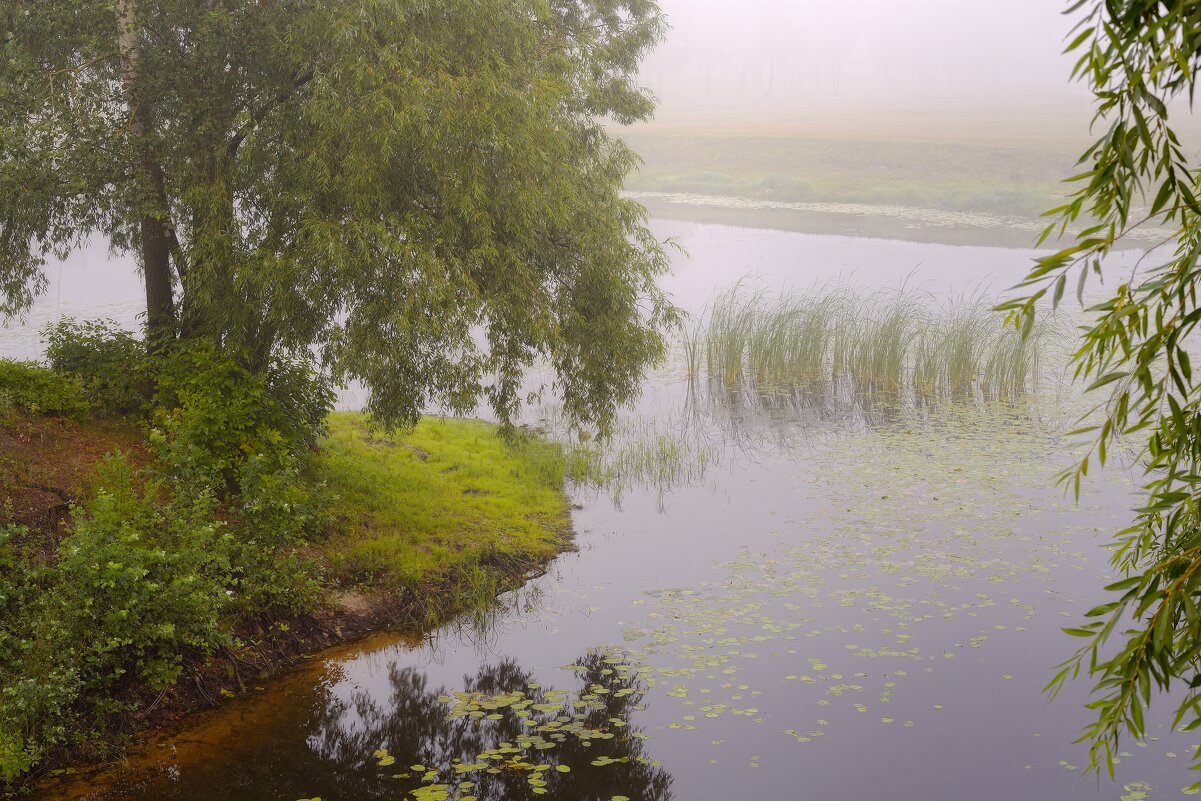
[999,0,1201,782]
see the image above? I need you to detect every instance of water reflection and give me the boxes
[45,649,672,801]
[312,652,671,801]
[554,370,1083,509]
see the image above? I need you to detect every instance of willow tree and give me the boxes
[1002,0,1201,782]
[0,0,678,431]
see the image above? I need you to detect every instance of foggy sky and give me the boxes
[640,1,1087,121]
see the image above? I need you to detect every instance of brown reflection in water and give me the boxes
[29,632,403,800]
[34,641,672,801]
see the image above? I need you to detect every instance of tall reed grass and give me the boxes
[689,283,1058,398]
[529,405,720,501]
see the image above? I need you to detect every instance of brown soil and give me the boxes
[0,410,147,544]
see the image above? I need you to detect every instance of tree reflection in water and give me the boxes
[305,649,673,801]
[42,647,672,801]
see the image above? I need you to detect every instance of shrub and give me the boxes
[44,318,150,418]
[0,447,327,782]
[0,360,89,417]
[265,356,337,451]
[0,459,234,783]
[147,341,330,609]
[0,525,48,783]
[223,451,325,611]
[53,457,235,693]
[0,340,333,782]
[0,728,34,785]
[151,341,333,490]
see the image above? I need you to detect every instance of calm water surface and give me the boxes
[19,222,1192,801]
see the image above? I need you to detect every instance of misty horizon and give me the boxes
[638,0,1095,131]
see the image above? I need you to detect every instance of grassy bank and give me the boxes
[316,413,571,618]
[621,128,1075,218]
[0,357,573,786]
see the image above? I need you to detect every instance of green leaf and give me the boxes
[1086,371,1129,392]
[1064,627,1100,637]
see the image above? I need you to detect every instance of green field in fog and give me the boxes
[622,127,1077,218]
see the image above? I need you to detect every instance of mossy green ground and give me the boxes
[313,413,571,589]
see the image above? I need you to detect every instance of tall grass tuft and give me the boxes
[529,404,720,501]
[689,283,1059,399]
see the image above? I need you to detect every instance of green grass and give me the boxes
[622,130,1075,217]
[312,413,571,590]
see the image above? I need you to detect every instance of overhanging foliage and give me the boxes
[0,0,680,432]
[1003,0,1201,783]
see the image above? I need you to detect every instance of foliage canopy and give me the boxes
[0,0,679,431]
[1004,0,1201,781]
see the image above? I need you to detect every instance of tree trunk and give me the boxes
[139,177,175,351]
[116,0,175,353]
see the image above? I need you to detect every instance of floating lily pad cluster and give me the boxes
[547,399,1196,786]
[369,650,663,801]
[343,397,1201,799]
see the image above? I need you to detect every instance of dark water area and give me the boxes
[20,221,1195,801]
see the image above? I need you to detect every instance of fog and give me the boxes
[640,0,1092,133]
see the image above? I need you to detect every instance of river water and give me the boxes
[18,220,1197,801]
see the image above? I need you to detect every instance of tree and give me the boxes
[1002,0,1201,782]
[0,0,680,431]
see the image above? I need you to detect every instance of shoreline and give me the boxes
[4,412,576,797]
[636,195,1160,252]
[25,548,570,800]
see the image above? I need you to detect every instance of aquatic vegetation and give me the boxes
[530,404,720,501]
[565,431,716,501]
[360,649,668,801]
[688,282,1063,400]
[537,400,1175,782]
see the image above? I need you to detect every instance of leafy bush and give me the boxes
[0,446,327,782]
[44,319,150,418]
[146,341,330,610]
[53,457,235,692]
[143,341,332,609]
[223,452,325,610]
[0,360,89,417]
[0,460,236,781]
[0,525,50,782]
[0,728,34,785]
[151,341,333,490]
[0,339,333,782]
[266,356,337,451]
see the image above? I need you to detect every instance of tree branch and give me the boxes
[226,70,314,159]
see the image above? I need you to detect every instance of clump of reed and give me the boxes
[530,404,719,501]
[566,431,715,498]
[689,283,1058,399]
